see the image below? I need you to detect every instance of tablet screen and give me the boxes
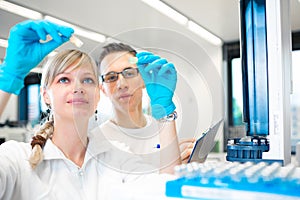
[187,119,223,163]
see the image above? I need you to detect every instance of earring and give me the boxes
[95,110,98,121]
[46,106,51,121]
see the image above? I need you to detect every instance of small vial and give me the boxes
[128,57,138,64]
[40,35,52,43]
[69,35,83,48]
[40,34,83,48]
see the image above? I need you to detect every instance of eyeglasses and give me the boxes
[101,67,139,83]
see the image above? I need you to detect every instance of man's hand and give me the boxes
[136,51,177,119]
[179,138,196,163]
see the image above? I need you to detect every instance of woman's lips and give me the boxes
[67,98,88,104]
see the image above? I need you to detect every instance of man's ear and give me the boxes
[140,78,146,89]
[138,74,145,89]
[94,85,101,110]
[100,84,107,96]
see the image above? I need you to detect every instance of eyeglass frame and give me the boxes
[100,67,139,83]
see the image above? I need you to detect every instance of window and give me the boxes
[291,50,300,149]
[18,73,44,126]
[231,58,243,126]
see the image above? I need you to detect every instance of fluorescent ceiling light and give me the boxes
[45,16,106,43]
[141,0,222,46]
[187,20,223,46]
[74,28,106,43]
[141,0,188,25]
[0,1,43,20]
[0,38,8,48]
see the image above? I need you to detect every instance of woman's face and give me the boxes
[100,52,145,112]
[43,61,100,121]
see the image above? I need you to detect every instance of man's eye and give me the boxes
[107,75,117,81]
[125,72,134,77]
[124,68,138,78]
[58,77,69,83]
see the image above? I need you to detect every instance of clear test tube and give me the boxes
[69,35,83,48]
[128,57,138,64]
[40,34,83,48]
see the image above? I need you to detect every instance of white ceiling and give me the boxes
[0,0,300,60]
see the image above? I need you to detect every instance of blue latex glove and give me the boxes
[0,20,74,95]
[136,52,177,119]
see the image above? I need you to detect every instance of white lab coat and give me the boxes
[0,130,168,200]
[97,114,161,168]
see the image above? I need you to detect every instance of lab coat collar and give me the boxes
[42,131,112,161]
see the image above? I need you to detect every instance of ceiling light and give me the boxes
[140,0,222,46]
[0,1,43,20]
[74,28,106,43]
[44,16,106,43]
[141,0,188,25]
[0,38,8,48]
[187,20,223,46]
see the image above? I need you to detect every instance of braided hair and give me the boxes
[29,119,54,168]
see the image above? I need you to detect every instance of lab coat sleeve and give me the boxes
[0,141,26,199]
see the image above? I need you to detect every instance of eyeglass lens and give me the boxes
[102,68,139,83]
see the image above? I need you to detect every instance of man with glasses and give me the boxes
[91,43,194,173]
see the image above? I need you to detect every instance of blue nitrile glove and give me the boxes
[0,20,74,95]
[136,51,177,120]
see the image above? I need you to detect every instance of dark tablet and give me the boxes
[187,119,223,163]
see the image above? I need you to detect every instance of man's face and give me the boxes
[100,52,145,112]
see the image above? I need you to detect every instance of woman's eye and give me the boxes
[83,78,95,84]
[58,77,69,83]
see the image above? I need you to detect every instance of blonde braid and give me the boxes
[29,119,54,169]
